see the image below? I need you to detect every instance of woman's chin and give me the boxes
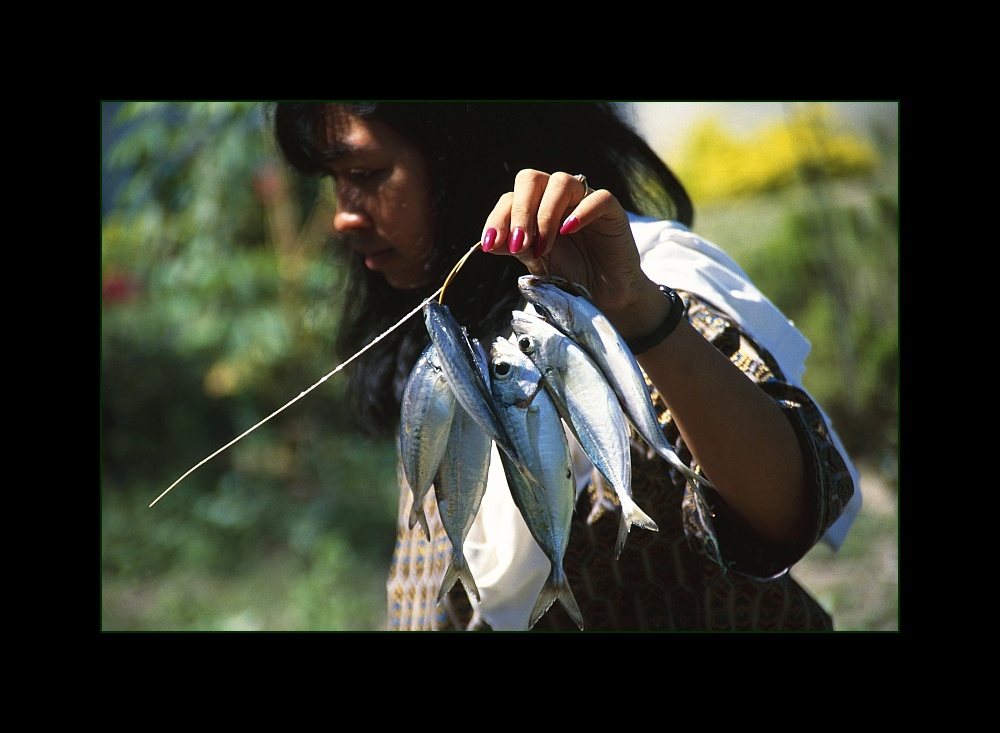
[385,272,432,291]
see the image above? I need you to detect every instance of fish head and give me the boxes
[425,300,479,367]
[422,300,437,328]
[424,300,469,336]
[518,274,592,300]
[489,336,543,408]
[517,280,582,336]
[509,310,562,364]
[422,301,450,345]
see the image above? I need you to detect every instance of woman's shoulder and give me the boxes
[627,213,737,270]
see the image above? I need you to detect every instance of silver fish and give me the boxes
[435,403,492,604]
[424,302,507,451]
[489,335,583,630]
[510,309,657,558]
[423,301,539,488]
[399,342,457,540]
[518,275,712,493]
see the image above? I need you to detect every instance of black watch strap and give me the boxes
[626,285,686,355]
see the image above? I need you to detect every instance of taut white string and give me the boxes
[149,241,481,508]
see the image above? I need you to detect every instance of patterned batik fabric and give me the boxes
[385,292,855,631]
[387,461,486,631]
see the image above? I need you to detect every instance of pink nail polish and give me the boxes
[482,227,497,252]
[532,232,547,259]
[559,217,579,236]
[510,227,525,254]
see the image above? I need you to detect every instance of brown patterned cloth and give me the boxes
[386,292,855,631]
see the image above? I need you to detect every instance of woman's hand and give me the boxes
[481,170,665,340]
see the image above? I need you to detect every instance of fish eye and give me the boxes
[533,305,552,320]
[493,360,512,380]
[517,336,534,354]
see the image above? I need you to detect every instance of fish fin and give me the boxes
[691,472,716,491]
[614,515,630,560]
[460,563,481,603]
[586,470,619,525]
[616,501,658,559]
[497,450,544,508]
[437,557,481,605]
[408,505,431,541]
[654,446,716,491]
[624,502,658,533]
[529,567,584,631]
[586,498,615,525]
[677,462,715,491]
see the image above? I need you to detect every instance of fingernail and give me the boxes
[559,217,579,236]
[482,227,497,252]
[532,232,547,259]
[510,227,526,254]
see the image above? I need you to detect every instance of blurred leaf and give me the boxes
[676,103,880,205]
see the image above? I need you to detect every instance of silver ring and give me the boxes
[573,173,591,198]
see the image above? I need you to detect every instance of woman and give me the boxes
[272,102,859,631]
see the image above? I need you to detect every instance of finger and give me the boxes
[508,168,548,255]
[558,188,615,236]
[535,171,590,258]
[481,192,514,253]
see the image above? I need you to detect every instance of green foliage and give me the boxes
[676,103,879,205]
[738,188,899,467]
[102,432,400,630]
[674,103,898,471]
[103,102,342,397]
[102,102,399,630]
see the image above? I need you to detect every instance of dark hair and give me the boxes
[272,102,693,437]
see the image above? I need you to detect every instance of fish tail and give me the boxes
[616,501,658,559]
[408,505,431,541]
[614,515,630,560]
[680,464,715,491]
[624,501,658,533]
[437,556,481,605]
[656,447,716,491]
[529,566,584,631]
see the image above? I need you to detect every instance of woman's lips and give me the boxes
[363,248,393,270]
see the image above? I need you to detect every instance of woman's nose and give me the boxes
[333,208,371,233]
[333,184,372,233]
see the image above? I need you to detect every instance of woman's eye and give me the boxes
[343,168,387,184]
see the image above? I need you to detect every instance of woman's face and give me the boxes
[320,109,435,290]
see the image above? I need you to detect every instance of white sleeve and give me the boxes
[629,214,861,550]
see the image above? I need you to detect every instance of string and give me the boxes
[438,240,481,304]
[149,240,482,508]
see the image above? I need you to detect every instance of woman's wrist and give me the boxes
[608,280,675,344]
[626,286,685,355]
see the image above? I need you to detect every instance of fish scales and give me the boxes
[510,309,657,558]
[399,342,457,540]
[517,275,713,494]
[490,336,584,630]
[424,303,512,459]
[434,403,492,604]
[423,301,546,496]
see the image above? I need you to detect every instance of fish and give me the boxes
[510,308,657,558]
[398,342,457,540]
[518,275,713,494]
[423,301,539,488]
[682,482,725,569]
[423,302,508,454]
[434,402,492,604]
[489,335,584,630]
